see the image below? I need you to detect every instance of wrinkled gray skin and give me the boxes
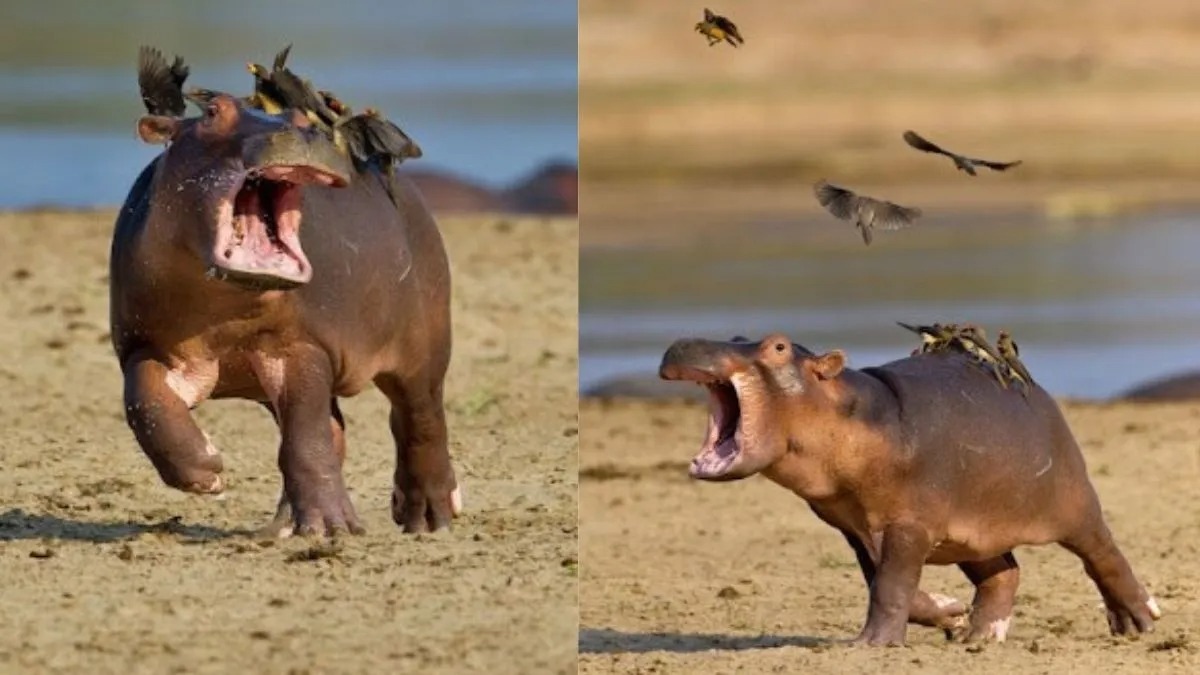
[659,335,1161,645]
[110,95,457,537]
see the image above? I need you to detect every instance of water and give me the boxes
[581,211,1200,399]
[0,0,577,208]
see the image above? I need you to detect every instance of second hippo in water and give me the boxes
[658,335,1161,645]
[112,85,458,536]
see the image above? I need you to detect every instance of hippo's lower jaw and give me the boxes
[208,165,339,290]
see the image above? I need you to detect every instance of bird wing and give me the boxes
[974,158,1022,172]
[704,8,715,21]
[272,44,293,72]
[137,46,188,117]
[813,180,857,220]
[869,198,922,230]
[365,116,423,160]
[902,130,954,158]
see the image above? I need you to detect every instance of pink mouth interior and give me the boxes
[692,382,742,478]
[212,165,339,285]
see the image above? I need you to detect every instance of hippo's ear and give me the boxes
[808,350,846,381]
[136,115,180,145]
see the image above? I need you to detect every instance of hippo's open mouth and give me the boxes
[210,165,341,290]
[696,381,744,479]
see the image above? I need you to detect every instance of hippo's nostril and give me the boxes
[224,249,233,259]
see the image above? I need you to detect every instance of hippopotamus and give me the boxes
[658,334,1161,645]
[110,93,458,536]
[1118,370,1200,402]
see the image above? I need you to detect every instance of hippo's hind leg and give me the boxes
[1059,518,1161,635]
[374,371,459,533]
[958,552,1020,642]
[121,350,223,493]
[271,349,363,537]
[839,530,967,637]
[257,399,350,538]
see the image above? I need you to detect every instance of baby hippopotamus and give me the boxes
[658,334,1161,645]
[111,94,458,536]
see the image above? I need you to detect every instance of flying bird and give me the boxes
[813,180,921,246]
[137,46,190,117]
[902,130,1022,176]
[695,9,744,47]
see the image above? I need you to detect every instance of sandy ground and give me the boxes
[0,210,578,674]
[579,397,1200,673]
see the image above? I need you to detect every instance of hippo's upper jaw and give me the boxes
[208,163,342,290]
[659,336,796,481]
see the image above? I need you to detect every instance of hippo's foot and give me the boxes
[391,476,462,534]
[1060,526,1161,636]
[958,553,1020,642]
[910,592,969,637]
[847,623,907,647]
[285,483,365,538]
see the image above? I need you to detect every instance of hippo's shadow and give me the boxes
[579,627,827,654]
[0,508,244,543]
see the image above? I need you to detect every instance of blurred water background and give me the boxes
[0,0,577,208]
[580,0,1200,400]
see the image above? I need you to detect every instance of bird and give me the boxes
[695,9,744,47]
[897,322,958,354]
[953,325,1008,388]
[902,130,1022,176]
[337,108,423,168]
[246,45,337,127]
[137,46,189,117]
[813,180,922,246]
[997,330,1034,395]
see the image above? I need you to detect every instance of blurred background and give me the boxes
[0,0,577,213]
[580,0,1200,400]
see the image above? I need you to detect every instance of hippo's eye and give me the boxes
[775,342,786,353]
[204,105,218,120]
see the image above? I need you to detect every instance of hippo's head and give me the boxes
[659,333,847,481]
[136,94,352,290]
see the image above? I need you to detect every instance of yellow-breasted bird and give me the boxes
[997,330,1034,395]
[814,180,922,246]
[695,8,744,48]
[137,46,189,117]
[954,325,1008,388]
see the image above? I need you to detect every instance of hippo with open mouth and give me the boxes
[110,80,457,537]
[659,334,1161,645]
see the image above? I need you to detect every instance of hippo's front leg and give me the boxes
[122,350,224,493]
[852,524,933,646]
[268,349,363,537]
[838,530,967,635]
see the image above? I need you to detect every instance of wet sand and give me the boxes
[0,210,578,674]
[580,397,1200,673]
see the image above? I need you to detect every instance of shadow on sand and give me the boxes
[0,508,245,543]
[579,627,828,654]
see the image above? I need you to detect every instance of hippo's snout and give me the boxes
[659,338,755,383]
[242,126,352,188]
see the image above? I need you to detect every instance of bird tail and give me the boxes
[859,223,873,246]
